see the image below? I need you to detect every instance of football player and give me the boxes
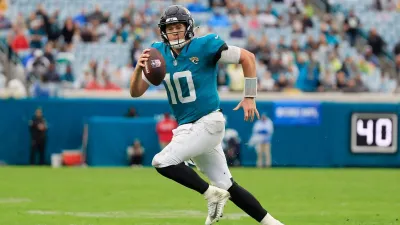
[130,5,284,225]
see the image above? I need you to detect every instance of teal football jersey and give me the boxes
[151,33,226,125]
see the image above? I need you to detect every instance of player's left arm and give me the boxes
[217,45,260,122]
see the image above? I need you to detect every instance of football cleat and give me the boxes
[203,186,230,225]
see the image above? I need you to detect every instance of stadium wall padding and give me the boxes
[0,99,399,167]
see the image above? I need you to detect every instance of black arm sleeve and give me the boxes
[213,43,229,64]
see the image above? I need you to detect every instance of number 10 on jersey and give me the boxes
[164,71,197,104]
[351,113,398,153]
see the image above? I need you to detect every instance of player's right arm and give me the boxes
[129,49,150,97]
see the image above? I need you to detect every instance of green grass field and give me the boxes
[0,167,399,225]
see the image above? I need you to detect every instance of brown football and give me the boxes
[143,48,166,86]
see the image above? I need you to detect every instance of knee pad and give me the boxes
[152,152,179,168]
[212,177,233,190]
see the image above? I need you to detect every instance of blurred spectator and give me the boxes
[343,10,360,47]
[84,74,102,90]
[364,46,380,67]
[341,56,359,78]
[43,43,55,64]
[208,10,230,27]
[217,64,230,90]
[6,79,28,99]
[61,17,75,46]
[60,64,74,84]
[80,24,95,42]
[110,26,128,43]
[384,0,397,11]
[301,14,313,33]
[44,63,60,82]
[0,11,11,29]
[10,27,29,52]
[120,10,132,28]
[249,113,274,168]
[29,18,45,49]
[304,1,314,17]
[103,74,121,90]
[259,71,275,91]
[258,9,278,27]
[114,63,134,88]
[87,4,106,24]
[248,10,260,29]
[226,64,244,91]
[130,40,142,67]
[395,55,400,78]
[374,0,383,11]
[394,41,400,56]
[209,0,226,8]
[246,35,260,55]
[43,10,62,44]
[29,108,47,165]
[343,73,368,92]
[30,75,52,98]
[3,0,398,95]
[26,49,50,83]
[187,0,208,12]
[127,139,144,167]
[335,71,348,91]
[229,23,244,38]
[73,9,87,27]
[125,107,138,118]
[223,126,241,167]
[367,28,386,56]
[156,113,178,150]
[295,52,320,92]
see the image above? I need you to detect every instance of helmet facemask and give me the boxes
[160,20,194,49]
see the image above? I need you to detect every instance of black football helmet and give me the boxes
[158,5,195,49]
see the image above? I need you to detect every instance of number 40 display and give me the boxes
[351,113,398,154]
[356,118,392,147]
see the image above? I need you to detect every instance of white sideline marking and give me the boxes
[0,198,31,204]
[27,210,248,220]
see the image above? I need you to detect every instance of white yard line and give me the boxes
[27,210,248,220]
[0,198,31,204]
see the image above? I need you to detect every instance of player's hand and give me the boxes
[233,97,260,122]
[136,49,151,69]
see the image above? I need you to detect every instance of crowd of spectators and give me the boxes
[0,0,399,98]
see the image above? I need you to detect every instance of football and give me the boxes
[143,48,166,86]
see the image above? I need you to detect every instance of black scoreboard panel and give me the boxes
[351,113,398,153]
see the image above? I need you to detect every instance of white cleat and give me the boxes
[203,186,230,225]
[273,221,285,225]
[261,213,285,225]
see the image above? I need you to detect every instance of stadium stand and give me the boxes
[0,0,399,98]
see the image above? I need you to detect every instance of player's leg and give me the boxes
[256,144,263,168]
[152,123,212,194]
[265,143,272,168]
[38,141,45,165]
[193,144,284,225]
[152,113,226,194]
[30,141,36,165]
[152,112,230,223]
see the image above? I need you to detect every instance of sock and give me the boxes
[227,181,268,222]
[155,162,209,194]
[260,213,278,225]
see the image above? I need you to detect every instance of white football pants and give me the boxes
[152,111,233,190]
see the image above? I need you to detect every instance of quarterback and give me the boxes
[130,5,284,225]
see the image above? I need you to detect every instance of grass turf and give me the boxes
[0,167,399,225]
